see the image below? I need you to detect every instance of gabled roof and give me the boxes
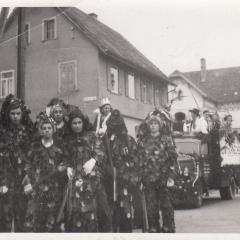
[169,70,218,102]
[57,7,174,85]
[170,66,240,103]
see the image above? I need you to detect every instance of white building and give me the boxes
[169,58,240,130]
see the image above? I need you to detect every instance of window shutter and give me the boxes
[107,64,112,91]
[154,84,157,105]
[125,72,129,97]
[119,69,123,95]
[135,75,139,100]
[140,79,144,102]
[162,84,168,105]
[149,81,153,104]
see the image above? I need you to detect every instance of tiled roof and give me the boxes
[58,7,173,85]
[183,67,240,103]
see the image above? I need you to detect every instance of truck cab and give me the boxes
[174,133,238,208]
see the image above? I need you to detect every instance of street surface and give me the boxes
[133,190,240,233]
[175,190,240,233]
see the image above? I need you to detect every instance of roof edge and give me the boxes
[57,7,175,86]
[169,71,216,102]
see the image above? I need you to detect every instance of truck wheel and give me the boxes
[192,193,203,208]
[219,188,226,200]
[192,181,203,208]
[225,177,236,200]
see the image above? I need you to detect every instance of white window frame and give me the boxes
[0,70,14,98]
[25,22,30,44]
[128,73,135,99]
[42,17,57,41]
[110,66,119,94]
[58,60,77,92]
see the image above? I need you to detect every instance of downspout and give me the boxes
[17,7,25,101]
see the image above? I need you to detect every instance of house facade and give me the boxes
[169,58,240,130]
[0,7,173,137]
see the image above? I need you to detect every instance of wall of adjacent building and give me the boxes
[97,53,169,136]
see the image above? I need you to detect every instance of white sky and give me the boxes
[1,0,240,75]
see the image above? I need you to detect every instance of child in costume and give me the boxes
[24,113,66,232]
[0,94,33,232]
[137,109,178,233]
[62,109,112,232]
[104,109,139,232]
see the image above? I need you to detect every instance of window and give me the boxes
[128,74,135,98]
[1,71,14,98]
[59,61,77,92]
[25,22,30,44]
[42,18,56,41]
[110,67,118,93]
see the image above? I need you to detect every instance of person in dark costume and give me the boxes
[62,109,112,232]
[137,109,178,233]
[173,112,185,132]
[23,113,66,232]
[0,94,33,232]
[104,109,139,232]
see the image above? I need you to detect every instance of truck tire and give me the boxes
[192,181,203,208]
[225,177,236,200]
[219,188,226,200]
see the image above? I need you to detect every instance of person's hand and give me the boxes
[139,183,143,191]
[24,184,33,195]
[167,177,174,187]
[0,186,8,194]
[67,167,73,180]
[83,158,96,175]
[58,163,66,172]
[75,179,83,188]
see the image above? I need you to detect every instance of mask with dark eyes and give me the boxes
[107,109,127,136]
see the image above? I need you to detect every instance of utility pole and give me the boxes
[17,7,26,101]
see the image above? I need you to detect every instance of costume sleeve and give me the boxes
[0,155,12,188]
[61,139,73,168]
[24,143,36,185]
[127,135,141,187]
[91,132,107,177]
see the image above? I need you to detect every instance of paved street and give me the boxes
[133,190,240,233]
[175,190,240,233]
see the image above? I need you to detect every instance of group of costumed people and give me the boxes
[0,94,178,233]
[173,108,235,138]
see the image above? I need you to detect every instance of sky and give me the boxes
[1,0,240,76]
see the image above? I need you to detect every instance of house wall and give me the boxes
[22,7,100,120]
[0,7,170,132]
[0,12,18,106]
[169,77,205,117]
[98,53,169,135]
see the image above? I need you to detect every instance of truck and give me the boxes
[173,130,240,208]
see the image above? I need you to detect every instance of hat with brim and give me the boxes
[189,108,200,116]
[175,112,185,121]
[203,110,210,114]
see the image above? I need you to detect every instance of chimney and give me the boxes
[89,13,98,19]
[201,58,206,82]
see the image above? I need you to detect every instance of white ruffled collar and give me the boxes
[42,138,54,148]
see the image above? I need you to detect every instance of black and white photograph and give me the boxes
[0,0,240,237]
